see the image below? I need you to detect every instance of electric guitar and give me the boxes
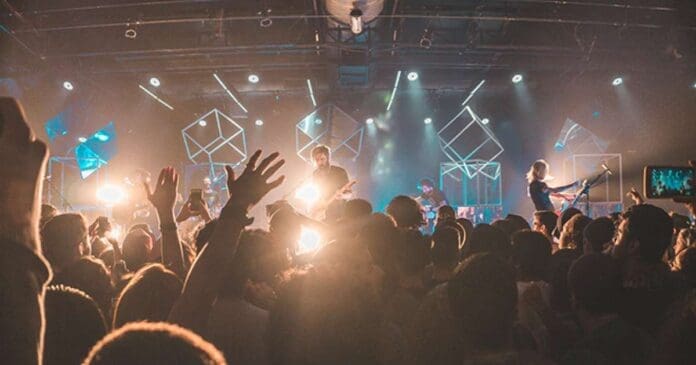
[310,180,357,219]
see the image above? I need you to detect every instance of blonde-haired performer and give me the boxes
[527,160,579,211]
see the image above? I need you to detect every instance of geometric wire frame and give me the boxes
[295,103,364,163]
[565,153,624,217]
[181,108,247,177]
[437,106,504,178]
[440,160,502,207]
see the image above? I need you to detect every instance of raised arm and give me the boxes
[144,167,185,278]
[168,150,285,334]
[0,98,51,365]
[547,181,578,194]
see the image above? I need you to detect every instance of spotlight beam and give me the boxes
[213,73,248,113]
[461,79,486,106]
[138,84,174,110]
[386,70,402,111]
[306,79,317,107]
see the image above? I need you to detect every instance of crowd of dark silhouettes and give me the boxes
[1,97,696,364]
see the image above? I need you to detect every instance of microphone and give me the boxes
[601,162,613,175]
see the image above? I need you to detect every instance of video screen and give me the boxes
[646,167,694,199]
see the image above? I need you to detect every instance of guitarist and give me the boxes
[416,179,449,219]
[310,145,353,212]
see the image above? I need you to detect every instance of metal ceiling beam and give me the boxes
[10,13,696,33]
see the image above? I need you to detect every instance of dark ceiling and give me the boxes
[2,0,695,95]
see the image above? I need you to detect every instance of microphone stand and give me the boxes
[570,168,612,216]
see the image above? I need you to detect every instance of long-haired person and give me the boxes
[527,160,579,211]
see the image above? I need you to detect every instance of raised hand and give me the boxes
[627,187,644,205]
[0,98,49,249]
[144,167,179,213]
[224,150,285,211]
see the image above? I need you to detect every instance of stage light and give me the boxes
[96,184,126,206]
[63,81,74,91]
[255,119,264,126]
[350,7,363,34]
[512,74,523,84]
[386,70,402,111]
[198,120,207,127]
[295,183,321,206]
[297,227,322,255]
[139,84,174,110]
[315,118,323,125]
[612,77,623,86]
[481,118,490,125]
[692,82,696,89]
[248,74,260,83]
[424,117,432,124]
[77,137,87,143]
[149,77,160,87]
[213,73,248,113]
[407,72,419,81]
[306,79,317,107]
[366,118,374,125]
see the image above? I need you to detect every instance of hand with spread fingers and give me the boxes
[0,97,50,249]
[223,150,285,211]
[144,167,179,213]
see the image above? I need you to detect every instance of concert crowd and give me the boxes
[2,97,696,364]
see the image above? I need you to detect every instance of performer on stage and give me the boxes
[311,145,352,202]
[527,159,579,211]
[416,179,449,213]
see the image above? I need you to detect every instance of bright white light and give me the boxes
[78,137,87,143]
[366,118,374,125]
[248,74,260,83]
[424,117,432,124]
[306,79,317,107]
[512,74,523,84]
[149,77,160,87]
[94,132,110,142]
[63,81,74,91]
[350,8,363,34]
[692,82,696,89]
[198,120,207,127]
[106,224,123,241]
[481,118,490,125]
[407,72,419,81]
[96,184,126,206]
[315,118,323,125]
[612,77,623,86]
[297,227,322,255]
[138,84,174,110]
[295,183,321,206]
[386,70,402,111]
[213,74,248,113]
[255,119,264,126]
